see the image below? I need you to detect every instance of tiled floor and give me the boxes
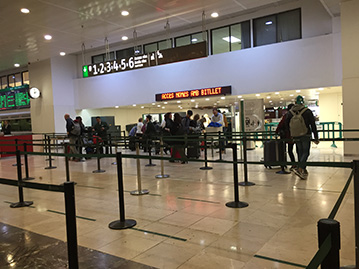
[0,141,357,268]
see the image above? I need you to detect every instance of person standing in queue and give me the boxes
[144,115,156,153]
[75,116,87,161]
[161,112,173,154]
[64,114,80,162]
[286,96,319,179]
[2,120,11,135]
[93,116,110,154]
[211,108,225,154]
[170,113,188,164]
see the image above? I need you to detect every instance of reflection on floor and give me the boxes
[0,222,154,269]
[0,142,356,268]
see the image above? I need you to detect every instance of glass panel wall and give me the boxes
[1,77,7,89]
[15,73,22,86]
[22,71,29,85]
[8,75,15,88]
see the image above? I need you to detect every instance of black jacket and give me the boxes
[285,104,319,140]
[2,124,11,135]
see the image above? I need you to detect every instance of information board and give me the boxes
[82,41,207,78]
[0,85,30,110]
[155,86,232,102]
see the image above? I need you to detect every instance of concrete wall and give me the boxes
[318,91,343,123]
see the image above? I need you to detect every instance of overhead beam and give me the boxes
[319,0,335,18]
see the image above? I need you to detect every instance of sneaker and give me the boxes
[289,166,297,171]
[293,168,306,180]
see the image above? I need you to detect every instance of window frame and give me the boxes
[174,31,208,48]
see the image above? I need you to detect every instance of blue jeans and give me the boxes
[295,136,311,169]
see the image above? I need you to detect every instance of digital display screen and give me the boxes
[0,85,30,110]
[155,86,232,102]
[83,42,207,78]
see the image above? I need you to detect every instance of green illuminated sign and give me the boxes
[0,85,30,110]
[82,66,89,78]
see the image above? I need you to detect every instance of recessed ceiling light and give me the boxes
[44,35,52,40]
[290,94,294,96]
[133,104,136,106]
[280,98,284,100]
[121,10,129,16]
[205,98,210,101]
[221,97,225,100]
[269,100,273,103]
[240,98,244,101]
[296,90,301,93]
[255,94,260,97]
[265,21,273,25]
[267,96,271,99]
[275,92,279,95]
[141,106,144,108]
[162,107,165,109]
[21,8,30,14]
[222,36,241,43]
[177,101,181,103]
[60,52,66,56]
[238,95,242,98]
[315,92,320,95]
[191,38,198,42]
[178,105,181,108]
[115,106,119,108]
[122,36,128,41]
[164,102,168,104]
[157,105,161,107]
[152,103,155,105]
[191,99,195,102]
[211,12,219,18]
[14,63,20,67]
[195,105,198,108]
[318,88,324,91]
[302,96,305,98]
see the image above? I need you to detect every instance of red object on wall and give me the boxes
[0,135,33,157]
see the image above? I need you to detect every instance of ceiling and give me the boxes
[0,0,340,72]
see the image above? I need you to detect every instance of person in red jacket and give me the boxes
[276,104,296,171]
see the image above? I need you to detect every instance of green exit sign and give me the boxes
[82,66,89,78]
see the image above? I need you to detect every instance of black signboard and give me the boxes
[0,85,30,110]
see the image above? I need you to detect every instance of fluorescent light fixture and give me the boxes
[296,90,301,93]
[265,21,273,25]
[141,106,144,108]
[280,98,284,100]
[191,99,195,102]
[211,12,219,18]
[157,105,161,107]
[121,10,129,16]
[275,92,279,95]
[178,105,181,108]
[44,35,52,40]
[152,103,155,105]
[115,106,119,108]
[177,100,181,103]
[60,52,66,56]
[238,95,242,98]
[122,36,128,41]
[318,88,324,91]
[205,98,210,101]
[222,36,241,43]
[164,102,168,104]
[162,107,165,109]
[290,94,294,96]
[269,100,273,103]
[221,97,225,100]
[255,94,260,97]
[191,38,198,42]
[21,8,30,14]
[135,50,140,54]
[267,96,271,99]
[14,63,20,67]
[240,98,244,101]
[133,104,136,107]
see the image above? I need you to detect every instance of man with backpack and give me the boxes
[64,114,80,161]
[286,96,319,179]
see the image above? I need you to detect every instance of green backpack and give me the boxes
[289,108,308,137]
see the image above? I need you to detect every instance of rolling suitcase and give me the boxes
[263,140,286,169]
[187,145,200,158]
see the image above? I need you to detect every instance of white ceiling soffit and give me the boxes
[320,0,341,17]
[0,0,335,73]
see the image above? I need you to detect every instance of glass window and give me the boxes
[254,15,277,47]
[175,36,191,47]
[104,51,115,61]
[212,27,230,55]
[191,32,206,44]
[116,48,134,59]
[277,9,301,42]
[22,71,29,85]
[1,76,7,89]
[92,54,105,64]
[8,75,15,88]
[158,40,172,50]
[144,43,157,54]
[14,73,22,87]
[230,24,242,51]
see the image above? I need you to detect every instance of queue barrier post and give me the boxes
[155,137,170,179]
[63,181,79,269]
[145,139,156,167]
[64,143,71,182]
[45,135,55,161]
[109,133,113,154]
[200,133,213,170]
[92,142,106,173]
[238,136,255,186]
[23,143,34,180]
[317,219,340,268]
[353,160,359,268]
[45,136,57,169]
[109,152,137,229]
[10,150,33,208]
[111,137,118,165]
[211,137,214,158]
[12,138,23,167]
[217,131,223,161]
[226,144,248,208]
[130,142,149,195]
[123,131,127,149]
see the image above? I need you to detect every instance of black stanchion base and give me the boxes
[145,163,157,167]
[23,177,35,180]
[12,164,23,167]
[276,170,291,174]
[200,167,213,170]
[10,201,33,208]
[239,182,256,186]
[45,166,57,170]
[155,174,170,179]
[226,201,249,208]
[130,189,149,195]
[92,169,106,173]
[109,219,137,230]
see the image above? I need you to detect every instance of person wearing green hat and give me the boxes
[286,95,319,179]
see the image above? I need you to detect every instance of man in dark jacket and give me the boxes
[286,96,319,179]
[64,114,80,161]
[144,115,156,152]
[182,110,193,134]
[93,116,109,154]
